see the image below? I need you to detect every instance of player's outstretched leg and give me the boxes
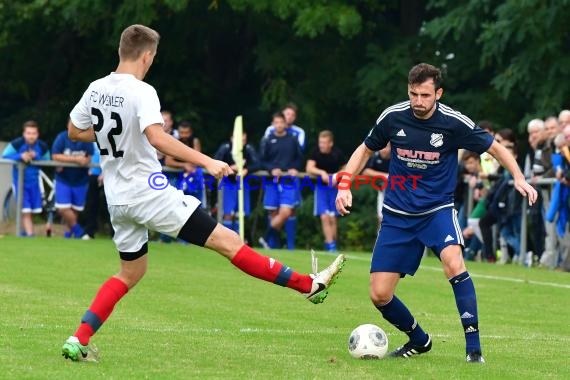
[449,271,485,363]
[371,272,431,358]
[62,251,147,361]
[178,208,346,304]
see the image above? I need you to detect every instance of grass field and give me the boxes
[1,236,569,379]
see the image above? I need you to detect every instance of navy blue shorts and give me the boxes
[371,207,464,276]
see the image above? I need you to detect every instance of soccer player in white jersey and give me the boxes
[336,63,537,363]
[61,24,346,362]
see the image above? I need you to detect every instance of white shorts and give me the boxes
[108,186,201,252]
[377,190,385,219]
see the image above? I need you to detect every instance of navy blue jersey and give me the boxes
[214,141,261,173]
[364,101,494,216]
[260,133,302,171]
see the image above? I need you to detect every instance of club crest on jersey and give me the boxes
[430,133,444,148]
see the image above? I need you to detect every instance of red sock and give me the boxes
[74,277,129,345]
[230,245,313,293]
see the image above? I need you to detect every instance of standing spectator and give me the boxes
[305,130,346,252]
[545,116,561,147]
[259,112,302,250]
[52,123,94,238]
[2,120,50,236]
[559,109,570,129]
[157,110,178,163]
[81,143,108,240]
[479,135,522,263]
[361,144,391,228]
[214,131,260,234]
[177,120,201,152]
[264,103,306,151]
[524,118,553,263]
[264,103,306,240]
[460,151,486,261]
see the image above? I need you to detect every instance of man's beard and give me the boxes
[412,102,435,118]
[179,138,192,147]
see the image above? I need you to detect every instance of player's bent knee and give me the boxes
[369,287,393,306]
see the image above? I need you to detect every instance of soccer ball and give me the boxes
[348,324,389,359]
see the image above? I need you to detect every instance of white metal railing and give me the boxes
[0,158,561,268]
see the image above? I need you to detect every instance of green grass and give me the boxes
[1,236,569,379]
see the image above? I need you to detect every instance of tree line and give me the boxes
[1,0,569,155]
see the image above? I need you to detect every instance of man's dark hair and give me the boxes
[22,120,39,131]
[408,63,443,90]
[272,111,285,121]
[178,120,192,130]
[496,128,516,144]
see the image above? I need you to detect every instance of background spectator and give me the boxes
[305,130,346,252]
[259,112,302,250]
[177,120,201,152]
[361,144,391,228]
[81,142,108,240]
[1,120,50,236]
[214,131,260,235]
[52,122,94,238]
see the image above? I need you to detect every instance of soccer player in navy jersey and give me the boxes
[336,63,538,363]
[259,112,303,249]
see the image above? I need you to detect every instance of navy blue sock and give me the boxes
[284,217,297,250]
[376,295,428,345]
[449,271,481,354]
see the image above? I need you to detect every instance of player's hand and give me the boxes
[514,177,538,206]
[336,189,353,216]
[20,151,32,163]
[271,168,282,178]
[241,168,248,177]
[207,159,233,179]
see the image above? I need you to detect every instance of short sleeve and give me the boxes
[137,85,164,133]
[70,86,94,130]
[457,123,494,154]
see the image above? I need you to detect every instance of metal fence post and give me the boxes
[15,162,25,236]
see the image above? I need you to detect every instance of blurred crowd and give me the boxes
[3,106,570,272]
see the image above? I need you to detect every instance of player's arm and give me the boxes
[144,124,232,179]
[335,143,375,215]
[68,121,96,143]
[487,140,538,205]
[305,159,326,177]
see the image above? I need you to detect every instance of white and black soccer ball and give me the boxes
[348,324,389,359]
